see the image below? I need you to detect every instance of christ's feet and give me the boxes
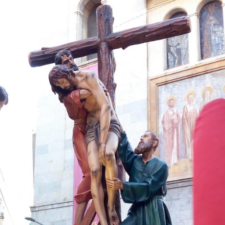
[109,209,120,225]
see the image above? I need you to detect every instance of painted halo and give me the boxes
[166,96,177,106]
[201,86,213,98]
[185,90,196,102]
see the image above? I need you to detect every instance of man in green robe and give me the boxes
[107,130,172,225]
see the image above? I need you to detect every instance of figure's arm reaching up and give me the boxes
[117,132,137,174]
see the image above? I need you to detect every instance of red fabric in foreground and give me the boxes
[193,99,225,225]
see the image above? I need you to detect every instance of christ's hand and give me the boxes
[106,177,123,191]
[99,143,106,166]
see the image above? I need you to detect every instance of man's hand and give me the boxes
[98,144,106,166]
[106,177,123,191]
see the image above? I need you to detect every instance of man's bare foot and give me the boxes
[109,209,120,225]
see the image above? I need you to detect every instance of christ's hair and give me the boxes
[49,65,74,84]
[49,65,76,103]
[0,86,8,105]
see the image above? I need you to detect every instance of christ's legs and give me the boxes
[87,140,107,225]
[105,132,119,225]
[74,201,88,224]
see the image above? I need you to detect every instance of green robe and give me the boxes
[118,132,172,225]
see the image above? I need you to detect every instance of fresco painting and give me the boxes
[158,69,225,180]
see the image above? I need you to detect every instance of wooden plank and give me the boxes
[28,17,190,68]
[29,37,100,67]
[106,16,191,50]
[96,5,121,223]
[97,5,116,103]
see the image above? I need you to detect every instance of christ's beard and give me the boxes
[134,141,153,155]
[65,78,76,92]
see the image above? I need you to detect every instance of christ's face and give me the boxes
[61,54,76,69]
[168,99,174,108]
[54,77,74,91]
[0,99,7,111]
[134,131,154,154]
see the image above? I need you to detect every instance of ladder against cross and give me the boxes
[29,5,190,225]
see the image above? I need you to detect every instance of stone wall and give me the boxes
[165,180,193,225]
[0,169,14,225]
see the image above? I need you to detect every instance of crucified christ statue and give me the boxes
[49,64,120,225]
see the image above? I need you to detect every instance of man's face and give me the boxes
[61,54,76,69]
[54,76,74,91]
[0,99,7,111]
[134,131,154,154]
[168,99,174,108]
[187,94,193,103]
[205,90,211,98]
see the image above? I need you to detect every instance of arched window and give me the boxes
[76,0,101,63]
[200,1,225,59]
[167,12,189,69]
[87,3,101,60]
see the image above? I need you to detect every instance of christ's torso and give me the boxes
[74,70,114,124]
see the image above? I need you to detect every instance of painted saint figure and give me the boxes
[106,127,172,225]
[167,12,189,69]
[49,64,120,225]
[212,23,224,56]
[182,91,199,160]
[200,86,213,110]
[0,86,8,111]
[200,2,225,59]
[162,97,181,166]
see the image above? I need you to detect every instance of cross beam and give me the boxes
[29,5,190,102]
[29,16,190,67]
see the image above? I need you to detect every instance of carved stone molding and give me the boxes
[188,13,199,18]
[148,0,175,9]
[30,201,73,212]
[167,178,192,189]
[74,10,87,22]
[101,0,107,4]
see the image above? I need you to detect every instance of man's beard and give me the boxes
[71,63,79,71]
[134,140,153,154]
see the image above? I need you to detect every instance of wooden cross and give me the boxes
[29,5,190,225]
[29,5,190,103]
